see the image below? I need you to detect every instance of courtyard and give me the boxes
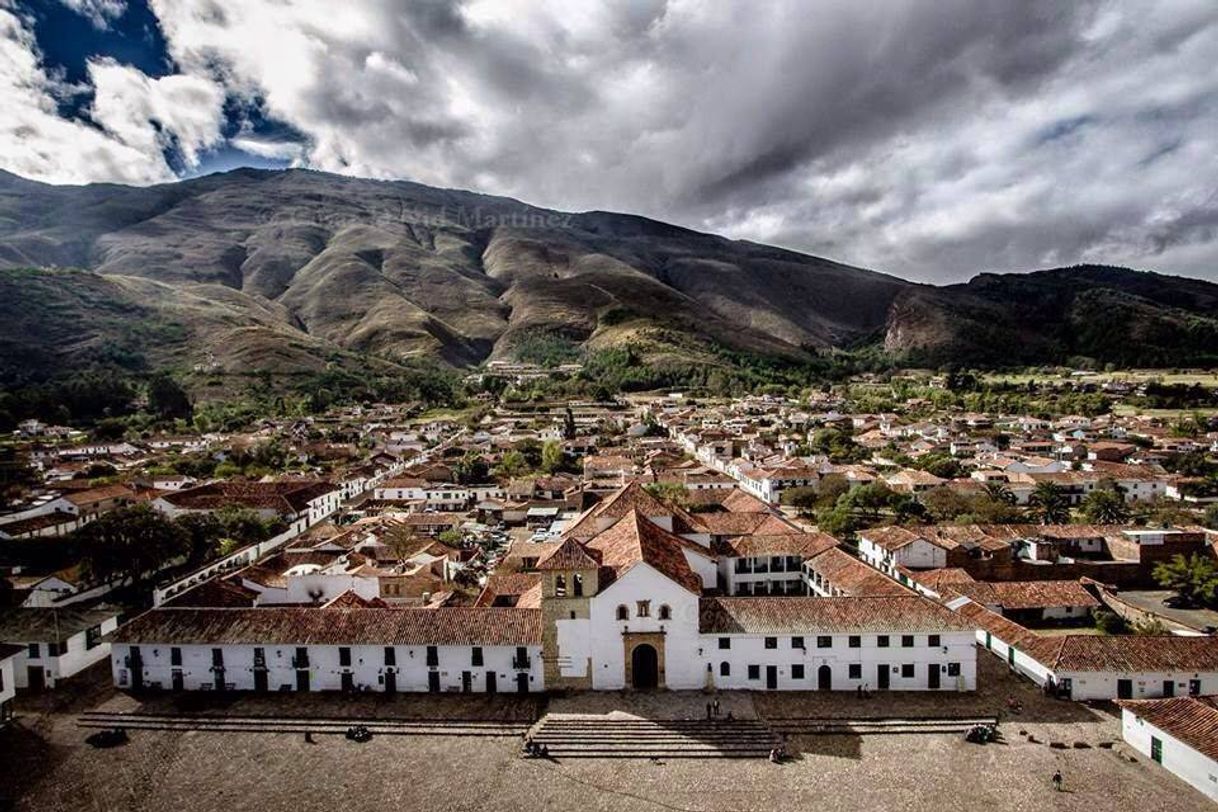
[0,653,1209,812]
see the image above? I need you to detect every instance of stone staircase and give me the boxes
[768,715,999,736]
[77,710,528,738]
[527,715,779,759]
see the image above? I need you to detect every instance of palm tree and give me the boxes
[1081,489,1130,524]
[982,481,1016,506]
[1029,481,1070,525]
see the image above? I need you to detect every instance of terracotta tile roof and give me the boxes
[322,590,390,609]
[474,573,542,607]
[1051,635,1218,673]
[536,537,600,570]
[699,596,975,635]
[565,482,706,540]
[161,480,336,514]
[713,532,839,559]
[805,548,914,597]
[114,607,542,646]
[163,577,259,608]
[1116,697,1218,762]
[586,509,702,594]
[908,568,976,592]
[945,580,1100,610]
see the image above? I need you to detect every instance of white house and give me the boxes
[111,607,543,694]
[956,599,1218,700]
[1118,697,1218,802]
[0,643,20,724]
[0,607,121,690]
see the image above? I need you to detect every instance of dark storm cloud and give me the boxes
[8,0,1218,282]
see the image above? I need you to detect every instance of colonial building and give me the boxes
[109,484,978,695]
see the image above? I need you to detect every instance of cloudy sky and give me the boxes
[2,0,1216,283]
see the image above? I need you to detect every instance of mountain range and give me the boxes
[0,167,1215,384]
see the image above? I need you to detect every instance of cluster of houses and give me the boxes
[5,389,1218,800]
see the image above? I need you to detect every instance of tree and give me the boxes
[920,487,973,522]
[1153,554,1218,608]
[540,440,566,474]
[454,451,490,484]
[982,482,1016,506]
[816,504,857,537]
[77,505,187,586]
[1029,481,1070,524]
[147,373,193,421]
[643,481,690,508]
[174,512,223,567]
[1081,488,1130,524]
[780,486,819,514]
[1205,503,1218,531]
[493,449,529,479]
[382,524,422,563]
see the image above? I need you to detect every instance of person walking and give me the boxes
[1052,770,1063,792]
[712,699,721,718]
[706,701,713,719]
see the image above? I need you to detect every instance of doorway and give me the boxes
[877,664,890,690]
[817,664,832,691]
[486,671,497,694]
[766,665,778,690]
[27,666,45,692]
[172,670,184,691]
[461,671,473,693]
[428,671,441,693]
[295,669,309,691]
[254,669,268,693]
[631,644,659,690]
[928,664,940,690]
[1117,678,1133,699]
[1162,680,1174,697]
[384,671,396,694]
[516,672,529,693]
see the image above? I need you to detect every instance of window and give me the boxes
[947,662,960,677]
[384,647,396,667]
[472,647,484,667]
[816,635,832,649]
[659,605,672,621]
[637,600,651,618]
[848,636,861,649]
[573,574,584,597]
[86,625,102,650]
[718,637,731,650]
[901,664,914,679]
[426,646,439,667]
[849,663,862,679]
[791,664,805,680]
[170,647,182,667]
[789,636,804,650]
[902,635,915,648]
[720,662,730,677]
[748,665,760,680]
[554,574,566,596]
[48,642,61,657]
[27,643,39,659]
[617,605,629,621]
[877,635,890,648]
[764,637,778,649]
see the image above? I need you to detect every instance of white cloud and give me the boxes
[0,5,225,185]
[59,0,127,30]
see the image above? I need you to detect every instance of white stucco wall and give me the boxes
[111,642,544,694]
[1122,709,1218,801]
[588,565,702,690]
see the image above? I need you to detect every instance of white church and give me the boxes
[110,485,976,694]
